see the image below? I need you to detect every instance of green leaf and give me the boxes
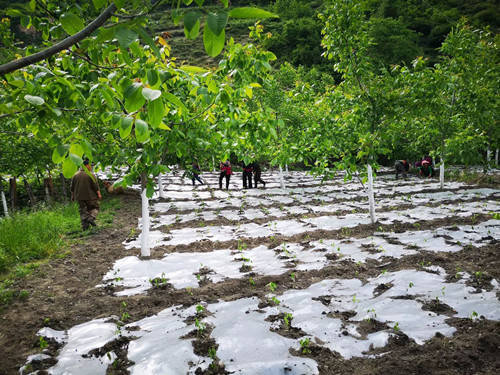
[52,144,68,164]
[135,26,161,59]
[9,80,24,88]
[62,158,78,178]
[124,82,145,112]
[203,23,225,57]
[183,0,194,5]
[92,0,107,10]
[142,87,161,101]
[6,9,23,17]
[81,139,93,159]
[228,7,278,19]
[148,98,165,128]
[220,0,228,8]
[60,13,84,35]
[135,119,149,143]
[184,11,201,39]
[113,0,126,8]
[24,95,44,106]
[207,11,228,36]
[69,143,84,157]
[164,92,188,114]
[180,65,208,74]
[68,153,83,166]
[147,69,159,87]
[119,116,133,139]
[116,26,138,48]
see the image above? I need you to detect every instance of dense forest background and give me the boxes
[2,0,498,70]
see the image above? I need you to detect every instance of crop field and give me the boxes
[18,170,500,375]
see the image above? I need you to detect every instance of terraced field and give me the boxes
[16,170,500,374]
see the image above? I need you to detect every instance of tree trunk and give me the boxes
[9,177,17,211]
[24,178,37,206]
[212,156,216,172]
[285,164,289,176]
[496,149,499,166]
[158,173,165,199]
[44,180,51,203]
[487,147,491,164]
[440,160,445,190]
[367,164,376,224]
[0,179,8,217]
[60,173,67,201]
[140,173,151,257]
[279,165,286,190]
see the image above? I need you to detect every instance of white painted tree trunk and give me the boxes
[212,156,216,172]
[440,161,445,190]
[1,191,8,217]
[140,188,151,257]
[285,164,289,176]
[279,165,286,190]
[367,164,376,224]
[487,147,491,163]
[45,185,51,203]
[496,149,499,165]
[158,173,165,199]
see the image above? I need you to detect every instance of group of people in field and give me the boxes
[188,161,266,190]
[394,156,434,179]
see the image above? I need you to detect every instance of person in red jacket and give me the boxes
[219,161,232,190]
[242,162,253,189]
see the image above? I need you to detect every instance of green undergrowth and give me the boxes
[0,198,120,307]
[447,168,500,185]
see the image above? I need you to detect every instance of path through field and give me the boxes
[11,170,500,375]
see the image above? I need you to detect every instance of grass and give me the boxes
[0,198,120,306]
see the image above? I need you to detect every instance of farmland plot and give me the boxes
[23,170,500,374]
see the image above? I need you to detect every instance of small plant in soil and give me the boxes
[283,313,293,328]
[300,338,311,354]
[290,272,296,282]
[196,304,205,315]
[270,296,281,305]
[208,346,217,368]
[249,277,255,286]
[120,301,130,323]
[470,311,479,320]
[408,281,414,288]
[267,282,277,292]
[195,318,206,335]
[39,336,48,349]
[393,322,400,331]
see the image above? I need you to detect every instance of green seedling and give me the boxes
[299,338,311,354]
[290,273,296,282]
[271,296,280,305]
[195,318,206,333]
[196,304,205,314]
[393,322,400,331]
[39,337,48,349]
[283,313,293,328]
[470,311,479,320]
[249,277,255,286]
[267,282,277,292]
[408,281,414,288]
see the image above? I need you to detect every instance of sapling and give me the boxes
[196,304,205,314]
[267,282,277,292]
[393,322,400,331]
[195,318,206,334]
[299,338,311,354]
[283,313,293,328]
[290,273,296,282]
[249,277,255,286]
[39,337,48,349]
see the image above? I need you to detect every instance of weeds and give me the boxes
[299,338,311,354]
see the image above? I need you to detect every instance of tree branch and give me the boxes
[0,3,117,75]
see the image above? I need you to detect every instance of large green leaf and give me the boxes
[148,98,165,128]
[135,119,150,143]
[116,26,138,48]
[92,0,107,10]
[203,23,225,57]
[62,158,78,178]
[68,153,83,167]
[228,7,278,19]
[207,11,228,36]
[124,82,145,112]
[69,143,84,157]
[52,144,69,164]
[24,95,44,106]
[142,87,161,101]
[60,13,84,35]
[184,11,201,39]
[119,116,134,139]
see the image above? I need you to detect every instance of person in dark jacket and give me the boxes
[71,159,102,230]
[242,163,253,189]
[419,159,434,178]
[219,161,232,189]
[191,162,203,185]
[253,162,266,188]
[395,160,410,179]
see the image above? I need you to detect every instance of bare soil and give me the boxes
[0,191,499,375]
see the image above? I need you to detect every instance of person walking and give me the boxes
[253,162,266,188]
[191,162,204,185]
[71,159,102,230]
[242,162,253,189]
[219,161,232,190]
